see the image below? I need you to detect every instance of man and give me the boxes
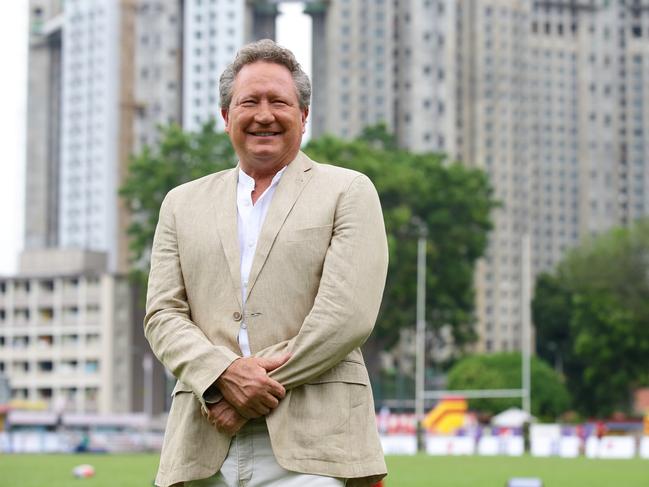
[145,39,388,487]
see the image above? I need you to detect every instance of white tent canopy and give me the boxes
[491,408,536,428]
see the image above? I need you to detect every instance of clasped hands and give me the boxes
[205,354,289,436]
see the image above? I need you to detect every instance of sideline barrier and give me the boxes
[558,437,580,458]
[0,430,164,454]
[531,436,580,458]
[380,435,417,455]
[530,425,581,458]
[586,436,636,459]
[640,437,649,459]
[477,436,524,456]
[3,428,647,458]
[426,436,475,456]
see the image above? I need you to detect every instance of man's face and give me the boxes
[222,61,308,177]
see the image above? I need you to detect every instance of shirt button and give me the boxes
[233,312,242,321]
[241,323,248,329]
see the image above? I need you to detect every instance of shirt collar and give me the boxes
[237,165,288,191]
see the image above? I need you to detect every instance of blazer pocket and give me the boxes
[284,224,333,243]
[307,360,370,386]
[290,362,371,458]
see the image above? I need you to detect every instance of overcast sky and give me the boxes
[0,2,310,276]
[0,1,28,275]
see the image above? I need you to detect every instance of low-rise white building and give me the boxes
[0,250,164,414]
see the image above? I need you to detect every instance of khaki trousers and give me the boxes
[186,420,346,487]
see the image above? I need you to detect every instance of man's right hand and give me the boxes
[205,400,248,437]
[216,354,290,419]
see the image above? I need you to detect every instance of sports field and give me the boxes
[0,453,647,486]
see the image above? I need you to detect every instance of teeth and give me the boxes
[253,132,276,136]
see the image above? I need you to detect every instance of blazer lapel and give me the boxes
[245,152,314,300]
[213,167,243,308]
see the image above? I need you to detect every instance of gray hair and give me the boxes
[219,39,311,109]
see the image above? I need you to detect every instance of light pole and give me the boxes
[414,217,428,452]
[521,234,532,414]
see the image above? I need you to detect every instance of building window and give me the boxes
[38,361,54,372]
[85,360,99,373]
[37,388,53,399]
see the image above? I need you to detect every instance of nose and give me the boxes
[254,100,274,124]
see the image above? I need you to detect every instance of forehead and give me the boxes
[232,61,298,99]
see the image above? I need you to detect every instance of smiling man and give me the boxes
[144,40,389,487]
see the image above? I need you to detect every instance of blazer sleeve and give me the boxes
[144,191,240,405]
[259,173,389,389]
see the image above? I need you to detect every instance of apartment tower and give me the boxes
[309,0,649,353]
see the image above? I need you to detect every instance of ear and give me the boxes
[221,108,230,133]
[301,107,309,133]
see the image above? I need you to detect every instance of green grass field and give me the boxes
[0,453,647,486]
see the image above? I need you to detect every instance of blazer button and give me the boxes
[233,311,242,321]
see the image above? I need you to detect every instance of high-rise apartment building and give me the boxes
[310,0,649,353]
[25,0,139,273]
[133,0,183,153]
[26,0,188,273]
[59,0,124,271]
[308,0,394,139]
[25,0,64,252]
[453,0,532,353]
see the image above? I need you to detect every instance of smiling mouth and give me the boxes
[249,131,280,137]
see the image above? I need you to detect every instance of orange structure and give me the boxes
[422,397,468,434]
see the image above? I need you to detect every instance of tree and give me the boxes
[532,220,649,416]
[532,273,576,375]
[446,353,571,419]
[304,125,497,376]
[121,122,497,379]
[119,120,236,286]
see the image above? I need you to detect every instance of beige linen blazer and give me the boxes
[144,151,389,486]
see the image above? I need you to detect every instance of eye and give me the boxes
[240,99,257,107]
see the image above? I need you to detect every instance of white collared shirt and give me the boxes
[236,166,286,356]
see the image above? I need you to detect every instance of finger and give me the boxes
[251,402,270,417]
[260,393,279,410]
[215,421,236,436]
[238,406,261,419]
[262,377,286,399]
[257,353,291,372]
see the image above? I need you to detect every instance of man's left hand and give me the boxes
[205,401,248,437]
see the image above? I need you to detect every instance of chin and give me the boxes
[249,150,280,161]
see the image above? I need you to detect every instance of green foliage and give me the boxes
[304,125,497,356]
[119,120,236,286]
[532,219,649,416]
[446,352,571,419]
[532,273,581,379]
